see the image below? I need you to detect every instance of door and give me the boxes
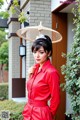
[52,12,67,120]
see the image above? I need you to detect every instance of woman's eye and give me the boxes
[40,52,44,54]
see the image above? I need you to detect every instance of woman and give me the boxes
[22,35,60,120]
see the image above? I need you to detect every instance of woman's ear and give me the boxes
[48,51,51,57]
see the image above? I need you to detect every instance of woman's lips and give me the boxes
[36,59,40,61]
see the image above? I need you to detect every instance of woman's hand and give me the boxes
[28,66,36,77]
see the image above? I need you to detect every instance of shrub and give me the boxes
[0,100,25,120]
[61,0,80,120]
[0,83,8,100]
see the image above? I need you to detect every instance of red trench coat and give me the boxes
[22,60,60,120]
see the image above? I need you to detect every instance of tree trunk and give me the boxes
[0,64,4,83]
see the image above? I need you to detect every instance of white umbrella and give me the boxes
[16,22,62,43]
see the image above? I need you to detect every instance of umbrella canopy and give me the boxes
[16,22,62,43]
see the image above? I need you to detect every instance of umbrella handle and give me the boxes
[38,21,43,31]
[39,21,42,26]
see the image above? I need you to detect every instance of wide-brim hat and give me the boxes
[16,22,62,43]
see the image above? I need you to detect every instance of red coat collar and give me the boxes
[34,59,52,73]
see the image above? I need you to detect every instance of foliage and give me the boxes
[0,41,8,70]
[0,0,28,23]
[0,28,7,46]
[0,0,3,8]
[0,83,8,100]
[0,100,25,120]
[0,24,8,83]
[61,0,80,120]
[10,0,28,23]
[0,11,9,18]
[18,12,27,23]
[10,0,19,14]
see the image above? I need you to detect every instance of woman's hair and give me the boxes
[31,35,52,56]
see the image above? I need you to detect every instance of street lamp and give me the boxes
[19,44,26,57]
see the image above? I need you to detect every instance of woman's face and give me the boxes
[33,46,49,66]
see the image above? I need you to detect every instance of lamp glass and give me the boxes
[19,45,26,57]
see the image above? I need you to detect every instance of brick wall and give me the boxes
[30,0,52,27]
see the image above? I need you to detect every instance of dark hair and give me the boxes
[31,35,52,56]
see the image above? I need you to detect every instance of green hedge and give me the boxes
[0,83,8,100]
[0,100,25,120]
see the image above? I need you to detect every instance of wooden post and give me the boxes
[20,37,22,78]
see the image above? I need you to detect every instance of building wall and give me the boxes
[67,13,74,52]
[30,0,52,27]
[66,13,74,113]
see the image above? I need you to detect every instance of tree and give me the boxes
[0,0,28,23]
[0,0,3,8]
[0,28,7,46]
[0,42,8,82]
[61,0,80,120]
[0,0,8,82]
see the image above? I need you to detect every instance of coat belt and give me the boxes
[28,99,47,107]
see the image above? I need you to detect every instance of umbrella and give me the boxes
[16,22,62,43]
